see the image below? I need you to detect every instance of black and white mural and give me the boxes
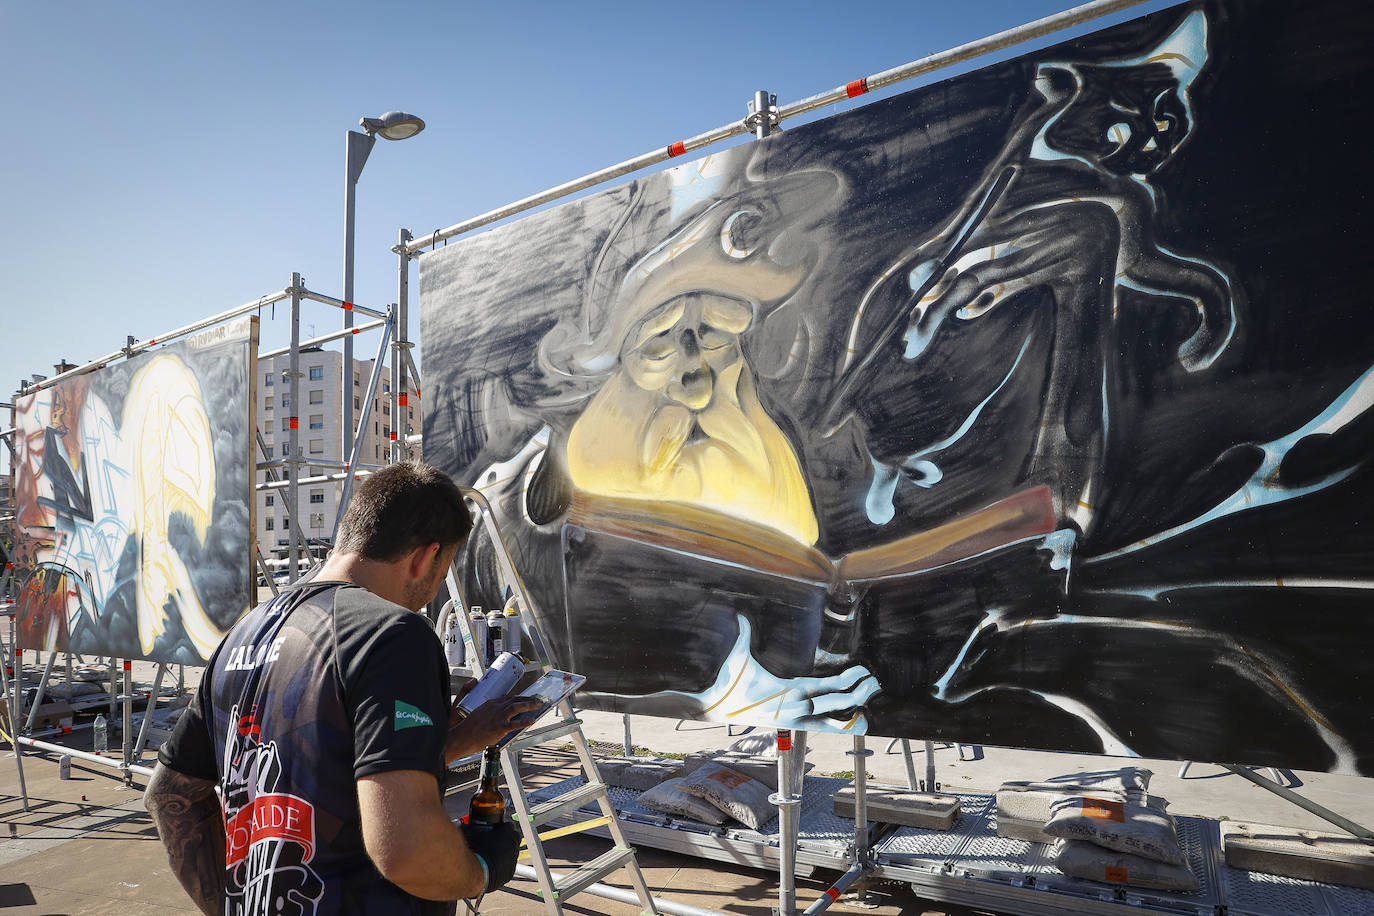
[421,0,1374,773]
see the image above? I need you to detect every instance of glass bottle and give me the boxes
[468,746,507,827]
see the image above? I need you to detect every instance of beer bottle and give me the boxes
[468,746,507,827]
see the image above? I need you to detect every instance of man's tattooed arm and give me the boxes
[145,762,226,915]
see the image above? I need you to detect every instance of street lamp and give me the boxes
[342,110,425,466]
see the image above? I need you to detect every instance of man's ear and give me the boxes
[409,542,442,579]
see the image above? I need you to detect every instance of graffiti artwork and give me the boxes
[11,318,257,664]
[420,0,1374,772]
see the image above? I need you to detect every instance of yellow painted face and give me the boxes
[567,292,818,546]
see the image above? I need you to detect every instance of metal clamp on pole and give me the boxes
[745,90,779,140]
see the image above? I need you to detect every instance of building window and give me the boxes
[309,389,323,404]
[279,417,289,431]
[308,366,323,381]
[383,381,390,393]
[309,490,324,504]
[383,427,390,441]
[374,421,379,435]
[309,439,323,454]
[409,408,414,420]
[264,396,273,411]
[265,373,274,386]
[265,494,275,507]
[353,396,360,410]
[283,517,290,531]
[281,443,289,456]
[265,517,274,531]
[309,414,323,429]
[375,445,380,458]
[354,372,360,387]
[281,397,291,409]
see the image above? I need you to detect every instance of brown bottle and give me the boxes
[468,746,507,827]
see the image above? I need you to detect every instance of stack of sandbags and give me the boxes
[639,761,776,829]
[1046,794,1198,891]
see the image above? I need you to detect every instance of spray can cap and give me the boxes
[503,594,522,614]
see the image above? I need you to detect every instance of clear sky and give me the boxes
[0,0,1175,412]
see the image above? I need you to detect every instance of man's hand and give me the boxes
[460,821,521,892]
[446,679,543,763]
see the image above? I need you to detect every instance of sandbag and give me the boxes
[1044,795,1185,865]
[1053,838,1200,891]
[995,768,1154,843]
[597,757,682,791]
[638,777,728,825]
[679,761,776,829]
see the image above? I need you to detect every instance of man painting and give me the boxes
[145,462,536,914]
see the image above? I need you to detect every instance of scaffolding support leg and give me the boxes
[0,645,30,811]
[132,664,168,761]
[622,713,634,757]
[121,660,133,786]
[23,651,59,733]
[772,728,802,916]
[924,739,937,792]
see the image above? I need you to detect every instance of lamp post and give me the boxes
[342,110,425,470]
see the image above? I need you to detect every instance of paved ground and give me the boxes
[3,657,1373,914]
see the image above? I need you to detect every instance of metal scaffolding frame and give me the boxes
[2,269,413,787]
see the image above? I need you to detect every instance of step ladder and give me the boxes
[447,486,659,916]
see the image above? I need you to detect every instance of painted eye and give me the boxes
[1105,121,1133,152]
[719,208,764,259]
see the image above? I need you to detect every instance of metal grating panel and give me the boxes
[1219,861,1342,916]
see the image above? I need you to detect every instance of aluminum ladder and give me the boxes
[447,486,659,916]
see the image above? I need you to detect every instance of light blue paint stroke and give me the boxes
[866,333,1035,524]
[1090,363,1374,561]
[865,458,900,524]
[586,615,880,734]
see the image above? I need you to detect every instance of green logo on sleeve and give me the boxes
[394,700,434,731]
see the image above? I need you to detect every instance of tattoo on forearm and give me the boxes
[146,765,226,915]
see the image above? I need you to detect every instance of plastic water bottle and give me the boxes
[93,714,108,753]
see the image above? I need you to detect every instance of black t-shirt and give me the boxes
[160,581,452,916]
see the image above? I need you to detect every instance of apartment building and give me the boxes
[254,346,421,562]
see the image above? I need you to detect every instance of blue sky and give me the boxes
[0,0,1175,413]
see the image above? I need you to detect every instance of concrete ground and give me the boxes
[3,657,1372,914]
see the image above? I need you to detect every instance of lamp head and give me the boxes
[360,111,425,141]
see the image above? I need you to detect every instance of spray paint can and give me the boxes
[486,608,505,663]
[455,652,522,718]
[503,596,522,659]
[442,607,465,667]
[469,607,488,665]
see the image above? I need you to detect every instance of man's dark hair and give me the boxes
[334,461,472,561]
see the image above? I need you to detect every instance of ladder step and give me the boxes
[505,717,583,755]
[524,780,605,829]
[545,845,636,902]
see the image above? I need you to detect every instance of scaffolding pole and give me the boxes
[402,0,1151,256]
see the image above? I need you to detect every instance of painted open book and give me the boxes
[560,486,1062,701]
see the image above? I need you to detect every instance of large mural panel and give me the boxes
[12,318,257,664]
[421,0,1374,772]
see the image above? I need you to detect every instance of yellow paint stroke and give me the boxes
[700,662,750,715]
[727,689,788,719]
